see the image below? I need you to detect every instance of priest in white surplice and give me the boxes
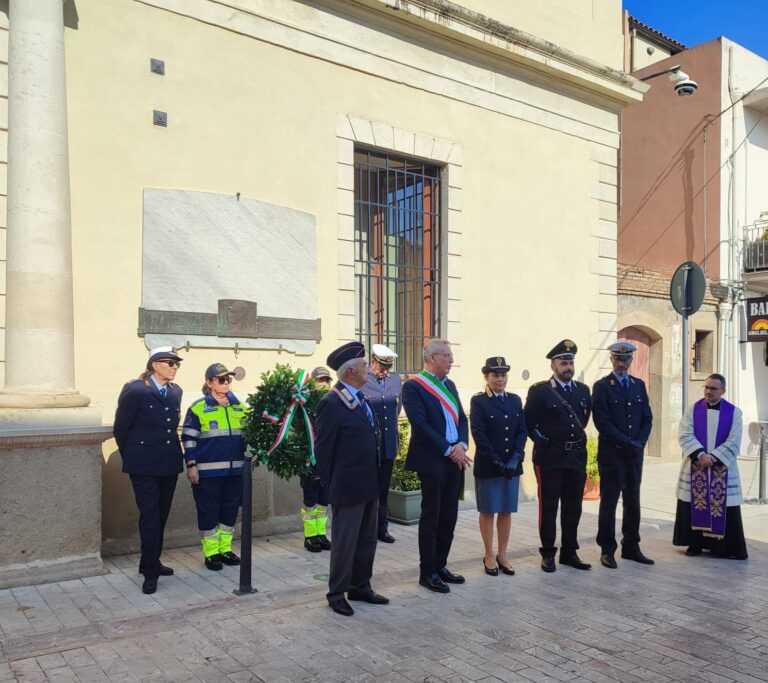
[673,373,747,560]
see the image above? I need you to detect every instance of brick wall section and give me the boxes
[618,266,725,307]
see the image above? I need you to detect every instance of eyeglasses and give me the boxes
[434,353,454,360]
[212,376,231,384]
[157,360,181,368]
[703,385,721,391]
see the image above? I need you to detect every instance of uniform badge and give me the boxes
[209,420,218,429]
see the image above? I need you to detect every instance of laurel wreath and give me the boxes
[242,363,328,481]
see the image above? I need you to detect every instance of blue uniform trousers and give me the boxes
[596,462,642,555]
[129,474,178,579]
[378,457,395,535]
[191,476,242,531]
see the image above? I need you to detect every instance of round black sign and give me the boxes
[670,261,706,316]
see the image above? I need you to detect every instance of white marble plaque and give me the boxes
[142,189,319,354]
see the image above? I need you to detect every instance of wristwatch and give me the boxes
[186,461,197,469]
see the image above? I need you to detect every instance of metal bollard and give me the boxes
[760,424,767,502]
[234,454,257,595]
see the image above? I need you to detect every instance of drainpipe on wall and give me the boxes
[729,45,746,408]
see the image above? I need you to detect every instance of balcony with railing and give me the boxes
[743,220,768,281]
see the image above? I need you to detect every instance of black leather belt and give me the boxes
[552,438,585,451]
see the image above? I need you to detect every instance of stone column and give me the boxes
[0,0,89,412]
[0,1,108,589]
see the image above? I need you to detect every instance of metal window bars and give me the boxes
[353,148,442,375]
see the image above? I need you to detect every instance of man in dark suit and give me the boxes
[315,341,388,617]
[363,343,403,544]
[592,341,654,568]
[524,340,592,573]
[402,338,471,594]
[113,346,184,594]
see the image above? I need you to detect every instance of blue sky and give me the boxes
[623,0,768,60]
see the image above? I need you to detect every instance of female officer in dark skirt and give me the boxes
[470,357,527,576]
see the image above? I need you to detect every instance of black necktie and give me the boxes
[160,386,168,398]
[563,384,572,395]
[496,393,505,403]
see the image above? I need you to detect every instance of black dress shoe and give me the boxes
[419,574,450,593]
[220,551,240,566]
[496,556,515,576]
[600,553,618,569]
[685,546,703,557]
[158,564,174,576]
[541,557,556,573]
[483,558,498,576]
[329,598,354,616]
[304,536,322,553]
[559,554,592,570]
[142,577,158,594]
[316,535,331,550]
[378,532,395,543]
[437,567,465,584]
[205,554,223,571]
[348,589,389,604]
[621,550,655,565]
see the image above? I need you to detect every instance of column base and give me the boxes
[0,554,106,590]
[0,391,92,410]
[0,405,101,429]
[0,420,110,589]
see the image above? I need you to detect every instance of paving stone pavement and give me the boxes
[3,461,768,682]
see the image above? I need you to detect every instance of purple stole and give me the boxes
[690,399,735,539]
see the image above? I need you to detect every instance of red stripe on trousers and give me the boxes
[534,464,543,531]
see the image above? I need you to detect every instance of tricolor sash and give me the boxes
[412,370,459,427]
[690,398,735,539]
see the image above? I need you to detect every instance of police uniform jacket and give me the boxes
[402,376,469,475]
[113,378,184,477]
[363,370,402,460]
[470,388,527,479]
[524,378,591,470]
[314,382,380,506]
[591,374,652,464]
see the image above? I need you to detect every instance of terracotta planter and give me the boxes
[583,478,600,500]
[388,489,422,525]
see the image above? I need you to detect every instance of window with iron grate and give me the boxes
[354,148,442,375]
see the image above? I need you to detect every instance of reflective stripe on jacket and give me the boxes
[182,393,246,477]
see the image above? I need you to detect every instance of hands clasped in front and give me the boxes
[448,444,472,470]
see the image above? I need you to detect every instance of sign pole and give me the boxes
[681,264,691,415]
[234,453,257,596]
[670,262,705,413]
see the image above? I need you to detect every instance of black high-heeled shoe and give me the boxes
[496,555,515,575]
[483,557,498,576]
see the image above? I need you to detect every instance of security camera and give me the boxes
[669,69,698,96]
[674,79,698,96]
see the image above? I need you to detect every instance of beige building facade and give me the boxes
[0,0,643,586]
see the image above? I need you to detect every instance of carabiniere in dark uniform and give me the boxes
[524,339,592,572]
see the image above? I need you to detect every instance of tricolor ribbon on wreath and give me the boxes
[259,369,316,465]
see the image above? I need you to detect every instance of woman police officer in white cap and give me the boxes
[113,346,185,594]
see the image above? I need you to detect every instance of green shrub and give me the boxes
[586,435,599,482]
[390,420,421,492]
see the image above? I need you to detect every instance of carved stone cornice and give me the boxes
[0,426,114,449]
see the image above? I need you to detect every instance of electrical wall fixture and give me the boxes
[150,58,165,75]
[640,63,698,96]
[153,110,167,127]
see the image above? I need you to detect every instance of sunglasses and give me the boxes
[212,376,231,384]
[157,359,181,368]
